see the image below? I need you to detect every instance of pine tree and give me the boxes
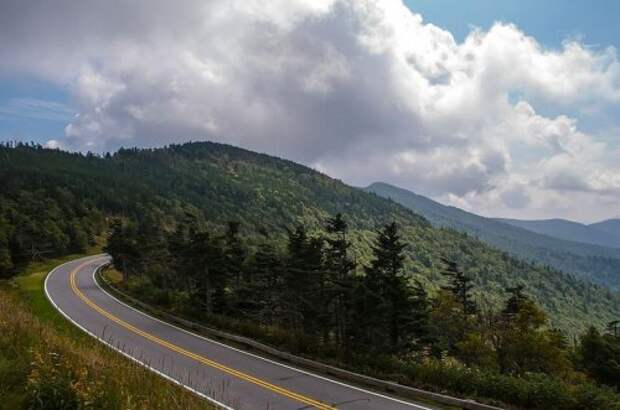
[137,209,173,289]
[105,219,140,284]
[324,214,357,349]
[441,258,477,317]
[502,285,528,318]
[244,241,282,324]
[410,280,434,349]
[223,221,247,314]
[360,222,415,353]
[283,225,324,334]
[186,229,227,315]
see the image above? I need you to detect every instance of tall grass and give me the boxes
[0,291,214,409]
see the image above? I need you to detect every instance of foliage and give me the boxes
[6,142,620,408]
[0,290,212,409]
[367,181,620,291]
[106,212,620,409]
[576,326,620,389]
[1,142,619,334]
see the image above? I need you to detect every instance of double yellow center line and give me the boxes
[69,260,336,410]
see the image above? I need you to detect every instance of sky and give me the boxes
[1,1,620,223]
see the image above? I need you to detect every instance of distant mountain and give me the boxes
[590,219,620,239]
[366,182,620,290]
[497,218,620,249]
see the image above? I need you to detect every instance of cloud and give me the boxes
[44,139,61,149]
[1,0,620,221]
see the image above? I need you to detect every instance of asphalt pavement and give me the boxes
[45,255,436,410]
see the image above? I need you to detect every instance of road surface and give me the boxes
[45,255,435,410]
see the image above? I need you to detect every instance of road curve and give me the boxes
[45,255,434,410]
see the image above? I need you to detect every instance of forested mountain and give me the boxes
[497,218,620,249]
[591,219,620,238]
[366,182,620,290]
[1,142,619,334]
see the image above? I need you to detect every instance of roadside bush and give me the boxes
[401,358,620,409]
[111,273,620,410]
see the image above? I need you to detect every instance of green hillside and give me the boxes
[366,182,620,290]
[1,142,619,334]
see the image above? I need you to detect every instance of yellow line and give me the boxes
[69,260,336,410]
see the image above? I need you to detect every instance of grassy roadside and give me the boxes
[9,253,99,336]
[0,253,215,410]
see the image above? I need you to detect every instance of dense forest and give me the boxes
[3,141,620,408]
[367,182,620,290]
[105,212,620,408]
[1,141,619,336]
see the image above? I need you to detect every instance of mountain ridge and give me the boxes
[591,218,620,238]
[365,181,620,290]
[497,217,620,249]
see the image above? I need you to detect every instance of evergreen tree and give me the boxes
[105,219,140,284]
[283,225,324,335]
[167,221,192,291]
[502,285,528,318]
[324,214,356,349]
[223,221,247,314]
[244,241,282,324]
[186,229,227,315]
[137,209,173,289]
[578,326,620,388]
[441,258,478,317]
[410,280,434,349]
[0,222,13,277]
[360,222,415,353]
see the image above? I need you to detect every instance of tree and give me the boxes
[606,320,620,338]
[324,214,357,349]
[0,222,13,277]
[0,245,13,278]
[223,221,247,314]
[493,286,570,376]
[410,280,434,350]
[283,225,324,336]
[68,222,89,253]
[105,219,140,284]
[185,229,227,315]
[359,222,415,353]
[441,258,477,318]
[578,326,620,388]
[243,241,283,324]
[135,209,173,290]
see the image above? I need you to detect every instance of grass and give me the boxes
[10,253,94,333]
[0,290,214,409]
[0,252,216,410]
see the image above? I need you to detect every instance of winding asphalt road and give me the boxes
[45,255,435,410]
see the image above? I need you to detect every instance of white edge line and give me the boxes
[43,255,235,410]
[91,255,433,410]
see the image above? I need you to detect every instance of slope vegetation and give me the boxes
[366,182,620,290]
[1,142,619,333]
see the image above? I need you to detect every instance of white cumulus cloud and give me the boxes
[1,0,620,221]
